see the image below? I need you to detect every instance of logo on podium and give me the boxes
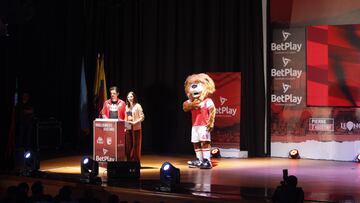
[106,137,112,145]
[103,148,108,155]
[97,137,104,144]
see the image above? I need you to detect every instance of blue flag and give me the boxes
[80,58,89,133]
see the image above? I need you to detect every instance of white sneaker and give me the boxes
[187,159,202,168]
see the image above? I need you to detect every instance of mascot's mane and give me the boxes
[184,73,215,99]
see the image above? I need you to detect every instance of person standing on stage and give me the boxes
[124,91,144,162]
[100,86,126,120]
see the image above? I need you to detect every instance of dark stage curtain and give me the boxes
[1,0,265,157]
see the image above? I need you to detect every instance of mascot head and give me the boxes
[184,73,215,101]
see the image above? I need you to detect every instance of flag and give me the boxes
[5,78,18,159]
[80,58,89,134]
[94,53,107,117]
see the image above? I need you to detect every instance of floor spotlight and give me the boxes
[289,149,300,159]
[159,162,180,191]
[22,150,40,176]
[80,157,100,183]
[355,154,360,162]
[211,147,221,158]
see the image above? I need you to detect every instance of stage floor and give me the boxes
[30,154,360,202]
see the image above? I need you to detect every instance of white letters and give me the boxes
[271,42,302,52]
[95,155,115,162]
[271,94,302,105]
[216,106,237,116]
[271,68,302,79]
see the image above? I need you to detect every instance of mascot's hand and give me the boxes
[206,123,214,132]
[191,100,201,109]
[183,101,192,112]
[207,107,216,132]
[183,100,200,112]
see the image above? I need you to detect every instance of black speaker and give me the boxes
[36,120,62,151]
[107,161,140,179]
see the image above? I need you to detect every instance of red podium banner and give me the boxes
[93,119,126,162]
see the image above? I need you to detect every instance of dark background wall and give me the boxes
[1,0,265,157]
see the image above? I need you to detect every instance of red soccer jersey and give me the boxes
[101,99,126,120]
[190,98,215,126]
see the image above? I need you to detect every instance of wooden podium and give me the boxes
[93,119,126,163]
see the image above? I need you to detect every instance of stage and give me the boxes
[1,154,360,202]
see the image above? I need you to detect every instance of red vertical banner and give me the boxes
[208,72,241,149]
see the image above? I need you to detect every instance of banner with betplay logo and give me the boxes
[271,26,360,161]
[208,72,241,149]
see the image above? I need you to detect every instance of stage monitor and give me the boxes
[107,161,140,179]
[307,24,360,107]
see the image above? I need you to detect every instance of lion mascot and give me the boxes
[183,73,216,169]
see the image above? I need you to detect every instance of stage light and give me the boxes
[355,154,360,162]
[289,149,300,159]
[80,157,101,184]
[160,162,180,190]
[81,156,99,178]
[211,147,221,158]
[22,150,40,176]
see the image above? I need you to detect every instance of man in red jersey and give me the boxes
[101,86,126,120]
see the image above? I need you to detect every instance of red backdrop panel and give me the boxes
[208,72,241,149]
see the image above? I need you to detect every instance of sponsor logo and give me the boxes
[340,121,360,131]
[95,155,115,162]
[103,148,108,155]
[216,106,237,116]
[282,83,291,93]
[271,68,302,79]
[220,96,227,105]
[309,118,334,131]
[109,104,118,111]
[97,136,104,144]
[106,137,112,145]
[216,96,237,116]
[271,42,302,52]
[282,57,291,67]
[271,30,302,53]
[271,94,302,105]
[282,30,291,41]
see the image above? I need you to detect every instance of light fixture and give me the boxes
[289,149,300,159]
[211,147,220,158]
[22,150,40,176]
[80,157,100,183]
[20,150,40,176]
[355,154,360,162]
[159,162,180,190]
